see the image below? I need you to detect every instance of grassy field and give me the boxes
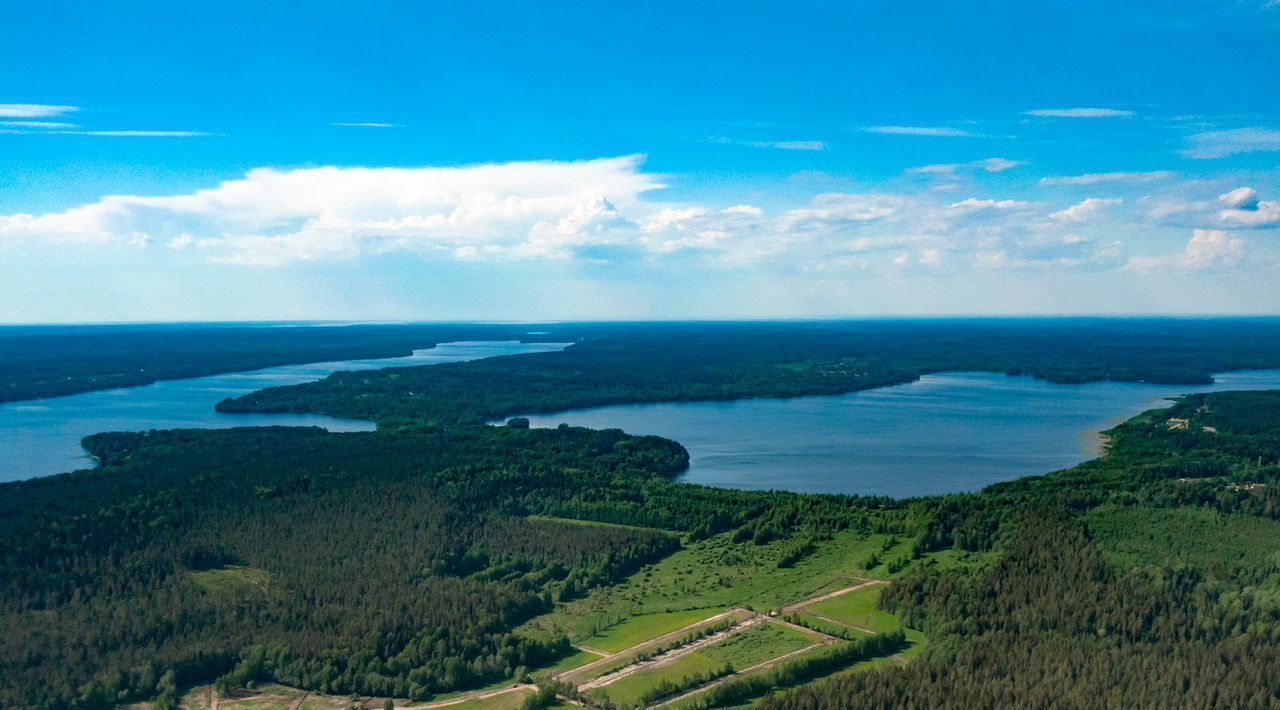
[584,608,727,653]
[699,623,819,669]
[536,647,604,677]
[804,586,900,634]
[595,651,727,707]
[445,688,534,709]
[592,623,821,707]
[521,529,924,646]
[189,565,270,595]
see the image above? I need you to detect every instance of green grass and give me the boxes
[536,648,605,678]
[805,586,900,635]
[447,688,534,710]
[595,652,726,707]
[790,613,872,639]
[700,624,818,670]
[189,565,270,595]
[900,628,927,659]
[584,608,725,653]
[520,530,924,645]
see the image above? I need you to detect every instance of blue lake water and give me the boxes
[0,340,566,482]
[514,370,1280,498]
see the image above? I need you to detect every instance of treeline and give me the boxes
[0,322,559,403]
[217,319,1280,425]
[0,425,688,707]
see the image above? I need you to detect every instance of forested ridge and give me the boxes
[217,319,1280,425]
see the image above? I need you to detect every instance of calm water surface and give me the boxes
[515,370,1280,498]
[0,341,566,482]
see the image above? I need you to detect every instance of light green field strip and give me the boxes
[587,608,727,653]
[556,609,752,686]
[803,585,900,635]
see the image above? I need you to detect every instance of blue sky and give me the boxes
[1,0,1278,322]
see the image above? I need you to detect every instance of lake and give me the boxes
[512,370,1280,498]
[0,340,566,482]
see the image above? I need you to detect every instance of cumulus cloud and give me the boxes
[863,126,977,137]
[1128,229,1248,272]
[2,156,1264,278]
[0,103,79,118]
[1147,186,1280,230]
[1051,198,1122,222]
[1218,187,1280,228]
[0,156,665,265]
[1183,128,1280,159]
[1219,187,1259,209]
[1024,108,1136,118]
[1039,171,1176,186]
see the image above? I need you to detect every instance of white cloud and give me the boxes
[1039,171,1176,186]
[0,104,79,118]
[1215,186,1279,229]
[334,122,400,128]
[947,198,1032,215]
[0,156,665,265]
[707,136,826,151]
[1219,187,1259,209]
[2,156,1264,280]
[863,126,977,137]
[641,207,708,234]
[1128,229,1247,272]
[1025,108,1136,118]
[1183,127,1280,159]
[908,157,1024,176]
[0,120,78,129]
[59,130,212,137]
[1050,198,1122,222]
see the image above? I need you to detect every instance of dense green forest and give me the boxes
[217,319,1280,425]
[6,321,1280,707]
[0,322,555,403]
[9,319,1280,407]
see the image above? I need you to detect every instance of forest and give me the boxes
[5,321,1280,707]
[216,319,1280,425]
[0,322,557,403]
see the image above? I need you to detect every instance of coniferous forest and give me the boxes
[4,323,1280,707]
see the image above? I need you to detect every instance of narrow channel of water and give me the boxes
[0,341,567,482]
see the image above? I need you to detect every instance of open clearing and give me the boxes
[802,584,900,635]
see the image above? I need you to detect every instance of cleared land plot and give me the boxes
[558,609,752,686]
[190,565,270,595]
[521,530,920,647]
[803,585,899,635]
[702,622,821,668]
[537,647,605,677]
[593,622,822,707]
[595,651,728,707]
[586,608,727,653]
